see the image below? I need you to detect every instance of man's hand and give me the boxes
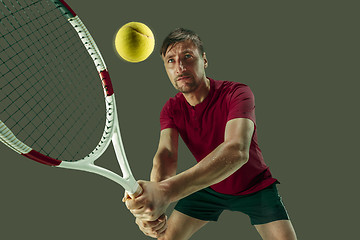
[135,214,167,238]
[124,180,170,221]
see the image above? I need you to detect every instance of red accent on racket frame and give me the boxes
[100,70,114,96]
[59,0,77,17]
[23,150,62,166]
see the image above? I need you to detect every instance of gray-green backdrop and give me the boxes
[1,0,358,239]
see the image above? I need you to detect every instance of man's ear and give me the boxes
[203,52,208,68]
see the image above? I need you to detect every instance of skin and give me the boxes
[124,40,297,240]
[163,40,210,105]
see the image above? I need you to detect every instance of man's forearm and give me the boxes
[150,149,177,182]
[159,140,249,203]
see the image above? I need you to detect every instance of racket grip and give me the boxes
[128,183,143,199]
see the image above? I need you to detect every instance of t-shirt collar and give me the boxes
[183,77,214,110]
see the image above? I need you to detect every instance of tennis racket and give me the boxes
[0,0,142,197]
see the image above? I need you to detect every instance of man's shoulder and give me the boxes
[211,78,251,94]
[163,92,184,109]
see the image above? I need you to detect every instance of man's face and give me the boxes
[162,40,208,94]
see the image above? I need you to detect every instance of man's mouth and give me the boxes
[176,75,191,81]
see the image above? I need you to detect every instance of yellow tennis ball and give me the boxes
[114,22,155,63]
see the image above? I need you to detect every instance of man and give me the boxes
[124,28,297,240]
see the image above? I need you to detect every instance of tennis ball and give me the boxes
[114,22,155,63]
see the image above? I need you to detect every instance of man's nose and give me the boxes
[176,60,186,73]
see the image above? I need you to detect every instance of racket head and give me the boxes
[0,0,114,164]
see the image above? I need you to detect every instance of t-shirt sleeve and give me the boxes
[227,85,256,124]
[160,100,177,130]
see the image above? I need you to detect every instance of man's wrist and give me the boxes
[159,177,179,204]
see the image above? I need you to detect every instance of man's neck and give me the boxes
[183,78,210,107]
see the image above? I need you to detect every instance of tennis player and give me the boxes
[125,28,297,240]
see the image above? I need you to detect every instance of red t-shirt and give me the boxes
[160,78,277,195]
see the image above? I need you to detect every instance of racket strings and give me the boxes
[1,0,106,161]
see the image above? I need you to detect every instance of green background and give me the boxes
[1,0,358,239]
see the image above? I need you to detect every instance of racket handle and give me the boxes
[128,184,143,199]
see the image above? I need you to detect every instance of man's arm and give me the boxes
[127,118,254,221]
[151,128,179,182]
[124,128,179,239]
[162,118,253,202]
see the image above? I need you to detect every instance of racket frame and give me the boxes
[0,0,140,195]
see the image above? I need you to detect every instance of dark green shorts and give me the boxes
[174,183,289,225]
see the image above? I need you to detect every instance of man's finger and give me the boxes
[136,216,168,238]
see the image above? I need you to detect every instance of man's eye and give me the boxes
[185,54,192,59]
[167,59,174,63]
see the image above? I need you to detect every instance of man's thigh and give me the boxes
[254,220,297,240]
[159,210,209,240]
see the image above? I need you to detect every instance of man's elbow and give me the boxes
[226,142,249,167]
[239,150,249,166]
[233,148,248,168]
